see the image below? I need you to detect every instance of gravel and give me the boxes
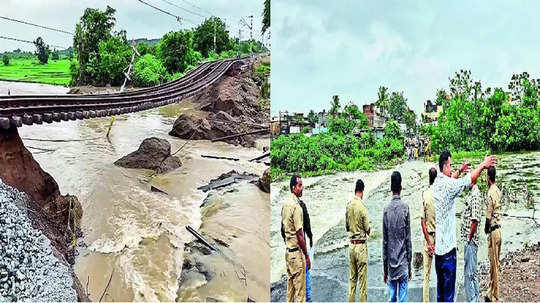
[0,179,77,302]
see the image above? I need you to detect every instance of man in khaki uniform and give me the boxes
[485,167,502,302]
[282,175,310,302]
[420,168,437,302]
[346,179,371,302]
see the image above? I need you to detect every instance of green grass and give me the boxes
[0,58,71,85]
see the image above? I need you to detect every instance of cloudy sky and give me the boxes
[1,0,266,51]
[271,0,540,115]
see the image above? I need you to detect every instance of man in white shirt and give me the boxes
[433,150,497,302]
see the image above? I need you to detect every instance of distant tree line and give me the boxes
[70,6,268,87]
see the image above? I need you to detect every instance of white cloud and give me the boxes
[271,0,540,115]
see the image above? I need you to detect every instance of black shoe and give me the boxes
[484,296,491,302]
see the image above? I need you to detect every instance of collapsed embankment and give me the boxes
[169,56,270,147]
[0,127,88,301]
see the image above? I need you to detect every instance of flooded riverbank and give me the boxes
[271,153,540,301]
[3,81,270,301]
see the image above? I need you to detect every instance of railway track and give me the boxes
[0,57,247,129]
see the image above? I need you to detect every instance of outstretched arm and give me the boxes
[471,155,497,184]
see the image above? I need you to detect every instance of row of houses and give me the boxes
[271,100,443,138]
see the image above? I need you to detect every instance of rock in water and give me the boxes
[258,168,270,193]
[114,137,182,173]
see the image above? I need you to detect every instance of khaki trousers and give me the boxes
[487,229,501,302]
[348,243,368,302]
[423,234,435,302]
[286,249,306,302]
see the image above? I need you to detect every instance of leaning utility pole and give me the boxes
[120,43,140,93]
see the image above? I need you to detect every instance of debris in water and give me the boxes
[197,170,258,192]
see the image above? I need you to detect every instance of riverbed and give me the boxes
[2,81,270,301]
[271,153,540,301]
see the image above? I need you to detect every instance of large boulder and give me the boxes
[258,168,270,193]
[114,137,182,173]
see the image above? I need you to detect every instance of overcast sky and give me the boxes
[1,0,266,52]
[271,0,540,115]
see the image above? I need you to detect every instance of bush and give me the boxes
[97,36,132,85]
[2,55,9,66]
[270,132,403,175]
[133,54,168,87]
[69,60,79,85]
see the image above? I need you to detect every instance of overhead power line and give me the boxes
[159,0,206,19]
[178,0,214,16]
[0,35,68,49]
[136,0,194,24]
[0,15,73,35]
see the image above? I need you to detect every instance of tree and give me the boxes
[329,95,341,117]
[136,42,154,56]
[157,30,194,74]
[509,72,539,107]
[449,69,473,100]
[388,91,407,122]
[51,50,59,60]
[384,120,403,141]
[435,89,448,106]
[33,37,50,64]
[194,17,230,57]
[329,103,369,135]
[2,55,9,66]
[133,54,168,87]
[73,6,117,84]
[97,36,132,85]
[307,110,318,126]
[262,0,270,34]
[376,86,389,118]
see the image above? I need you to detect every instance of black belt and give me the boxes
[490,224,500,232]
[350,239,366,244]
[287,247,299,253]
[428,232,435,236]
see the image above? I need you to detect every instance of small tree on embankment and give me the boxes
[33,37,50,64]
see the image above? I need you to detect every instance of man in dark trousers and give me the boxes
[383,171,412,302]
[433,151,497,302]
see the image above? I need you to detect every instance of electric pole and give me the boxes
[240,15,254,41]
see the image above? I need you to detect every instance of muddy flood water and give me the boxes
[2,81,270,301]
[271,153,540,301]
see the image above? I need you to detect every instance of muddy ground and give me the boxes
[479,243,540,301]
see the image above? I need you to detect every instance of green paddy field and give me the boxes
[0,58,71,86]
